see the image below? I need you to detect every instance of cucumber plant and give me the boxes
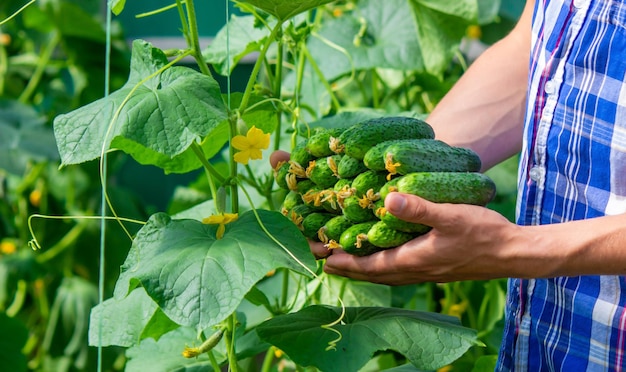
[1,0,514,371]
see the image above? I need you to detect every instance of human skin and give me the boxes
[271,0,626,285]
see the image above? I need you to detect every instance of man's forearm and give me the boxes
[427,0,535,171]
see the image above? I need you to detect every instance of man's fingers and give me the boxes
[385,192,447,227]
[270,150,290,169]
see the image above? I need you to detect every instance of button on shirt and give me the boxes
[496,0,626,370]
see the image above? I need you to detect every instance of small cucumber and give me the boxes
[367,221,416,248]
[341,194,376,223]
[351,170,387,198]
[378,177,402,200]
[306,128,345,157]
[337,155,368,178]
[331,116,435,159]
[290,139,314,168]
[384,139,482,177]
[318,215,353,243]
[274,161,292,190]
[306,155,341,188]
[280,190,303,216]
[286,204,319,230]
[302,213,335,241]
[338,221,379,256]
[395,172,496,206]
[363,139,408,171]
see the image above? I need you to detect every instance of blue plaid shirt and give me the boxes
[496,0,626,370]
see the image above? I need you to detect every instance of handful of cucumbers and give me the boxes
[275,116,496,256]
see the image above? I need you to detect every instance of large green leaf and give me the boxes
[256,305,481,371]
[203,15,271,76]
[114,210,316,331]
[89,287,176,347]
[125,327,212,372]
[53,40,228,168]
[307,0,424,81]
[409,0,478,74]
[239,0,336,21]
[307,0,477,79]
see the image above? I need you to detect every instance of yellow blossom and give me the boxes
[29,189,42,207]
[0,241,16,255]
[232,126,270,165]
[202,213,238,239]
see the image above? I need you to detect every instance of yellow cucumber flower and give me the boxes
[202,213,238,239]
[232,125,270,165]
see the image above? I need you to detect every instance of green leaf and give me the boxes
[307,0,425,80]
[0,99,59,175]
[239,0,336,21]
[109,0,126,15]
[114,210,316,331]
[477,0,501,25]
[125,327,213,372]
[203,15,271,76]
[409,0,478,74]
[53,40,228,169]
[256,305,481,371]
[89,287,177,347]
[0,312,28,372]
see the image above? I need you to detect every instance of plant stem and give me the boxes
[260,346,276,372]
[208,350,221,372]
[174,0,192,47]
[280,269,290,309]
[370,69,380,108]
[272,32,284,152]
[19,32,60,104]
[303,45,340,111]
[190,142,225,185]
[185,0,212,77]
[224,313,239,372]
[238,22,283,115]
[6,280,27,317]
[0,42,6,95]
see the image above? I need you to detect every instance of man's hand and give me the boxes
[322,192,529,285]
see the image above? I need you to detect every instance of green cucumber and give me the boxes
[367,221,416,248]
[363,139,408,171]
[341,194,376,223]
[306,128,345,157]
[338,221,379,256]
[351,170,387,198]
[337,155,368,178]
[306,155,341,188]
[280,190,303,215]
[274,161,292,190]
[395,172,496,206]
[301,213,335,241]
[318,215,353,243]
[378,177,402,200]
[384,139,482,176]
[332,116,435,159]
[286,204,318,231]
[290,139,314,167]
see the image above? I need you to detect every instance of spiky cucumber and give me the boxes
[383,139,482,177]
[367,221,416,248]
[337,221,379,256]
[395,172,496,206]
[331,116,435,159]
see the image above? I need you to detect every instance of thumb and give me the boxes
[385,192,448,227]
